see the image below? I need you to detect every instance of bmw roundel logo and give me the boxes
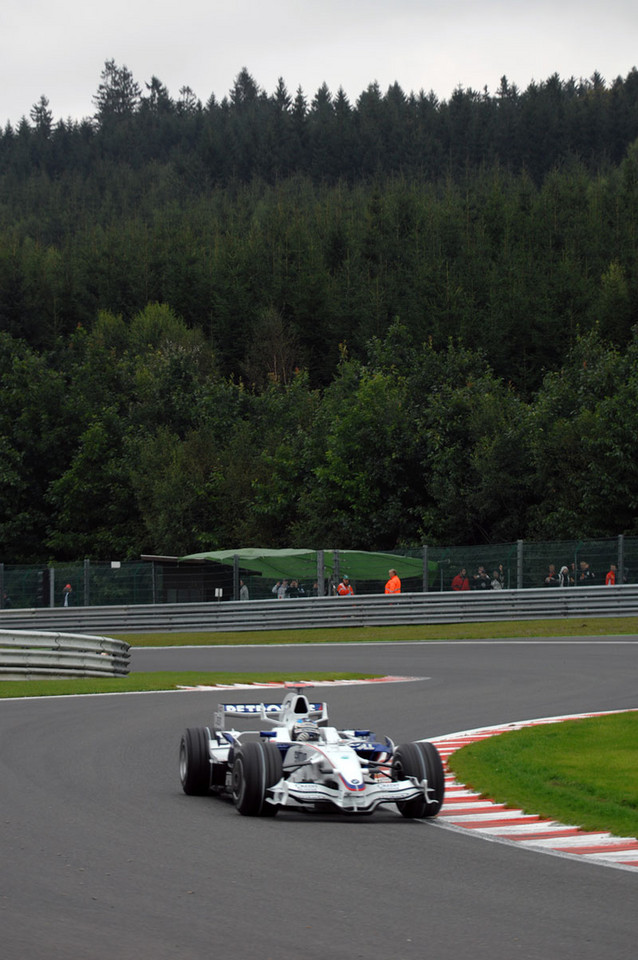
[350,778,360,784]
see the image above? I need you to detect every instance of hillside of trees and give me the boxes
[1,63,638,562]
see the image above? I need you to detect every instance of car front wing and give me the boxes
[269,776,427,813]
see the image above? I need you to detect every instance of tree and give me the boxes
[30,96,53,138]
[45,409,142,558]
[230,68,261,108]
[126,425,216,555]
[527,330,638,539]
[142,76,173,115]
[177,86,200,115]
[241,306,301,389]
[403,338,533,545]
[0,333,75,560]
[93,59,141,122]
[292,356,420,548]
[238,372,321,545]
[597,260,632,344]
[272,77,292,113]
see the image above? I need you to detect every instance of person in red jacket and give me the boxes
[605,564,617,585]
[337,576,354,596]
[451,567,470,591]
[384,569,401,594]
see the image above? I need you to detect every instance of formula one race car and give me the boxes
[179,684,445,817]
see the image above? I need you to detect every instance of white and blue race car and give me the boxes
[179,684,445,818]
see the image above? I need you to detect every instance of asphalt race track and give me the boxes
[2,638,637,960]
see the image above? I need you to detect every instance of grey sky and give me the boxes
[2,0,637,126]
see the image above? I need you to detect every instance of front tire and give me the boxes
[179,727,211,796]
[232,741,283,816]
[392,741,445,819]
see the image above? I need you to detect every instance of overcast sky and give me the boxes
[2,0,637,126]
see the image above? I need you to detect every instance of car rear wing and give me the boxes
[214,699,328,730]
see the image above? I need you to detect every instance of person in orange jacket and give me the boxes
[384,569,401,594]
[337,575,354,596]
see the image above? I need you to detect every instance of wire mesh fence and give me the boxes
[427,538,630,591]
[0,537,631,609]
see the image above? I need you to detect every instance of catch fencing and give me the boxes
[0,535,634,610]
[0,630,131,679]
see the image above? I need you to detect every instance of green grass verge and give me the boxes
[448,711,638,839]
[0,671,372,699]
[113,616,638,647]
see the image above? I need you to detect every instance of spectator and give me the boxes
[578,561,596,585]
[451,568,470,591]
[62,583,73,606]
[337,575,354,596]
[543,564,559,586]
[558,565,571,587]
[239,579,249,601]
[287,579,300,598]
[471,566,492,590]
[2,590,12,608]
[605,564,617,586]
[272,579,289,599]
[491,569,503,590]
[385,569,401,594]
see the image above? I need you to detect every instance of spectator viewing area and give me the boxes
[0,537,634,609]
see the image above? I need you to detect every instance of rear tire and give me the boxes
[179,727,211,796]
[232,741,283,816]
[392,741,445,819]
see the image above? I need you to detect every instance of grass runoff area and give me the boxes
[114,614,638,647]
[2,615,637,838]
[449,711,638,840]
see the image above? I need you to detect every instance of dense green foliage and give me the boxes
[2,64,638,561]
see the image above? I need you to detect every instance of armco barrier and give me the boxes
[0,630,131,679]
[0,585,637,636]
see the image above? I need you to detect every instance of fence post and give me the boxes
[317,550,325,598]
[422,545,429,593]
[618,535,625,584]
[0,562,4,608]
[233,554,240,601]
[151,561,157,604]
[574,541,583,582]
[517,540,524,590]
[84,558,90,607]
[333,550,340,596]
[49,565,55,607]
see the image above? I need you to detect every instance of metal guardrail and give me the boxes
[0,585,636,636]
[0,630,131,679]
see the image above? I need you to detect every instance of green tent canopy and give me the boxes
[180,548,437,584]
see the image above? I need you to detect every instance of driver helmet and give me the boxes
[293,719,320,742]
